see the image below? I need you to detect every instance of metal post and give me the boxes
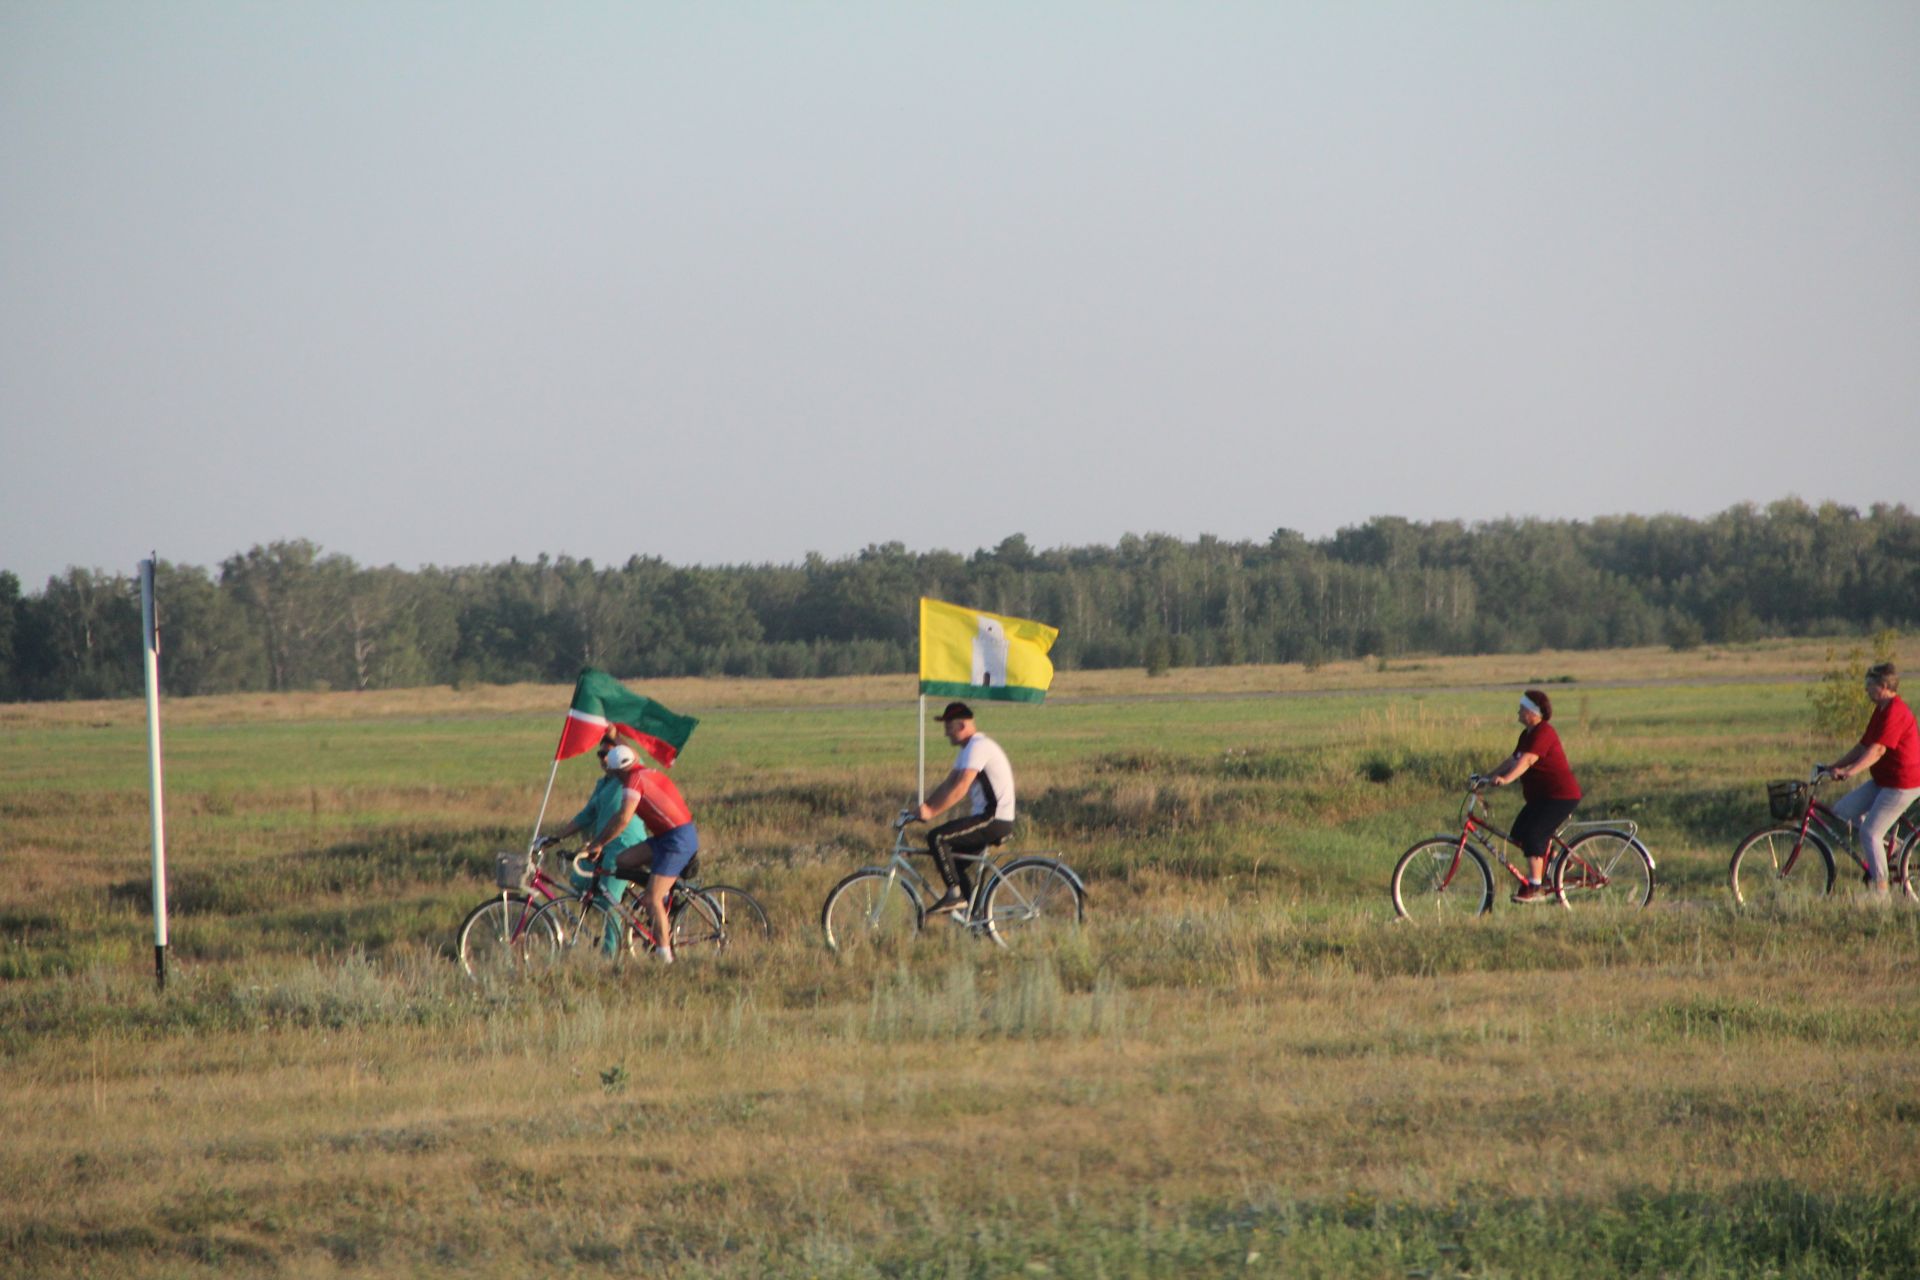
[140,558,169,991]
[917,694,926,806]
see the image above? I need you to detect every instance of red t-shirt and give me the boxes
[620,767,695,836]
[1517,722,1582,802]
[1862,695,1920,789]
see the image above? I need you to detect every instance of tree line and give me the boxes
[3,499,1916,702]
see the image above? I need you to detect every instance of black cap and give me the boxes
[933,701,974,722]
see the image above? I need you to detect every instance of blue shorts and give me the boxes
[645,822,700,879]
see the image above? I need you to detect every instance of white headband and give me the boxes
[1519,695,1542,715]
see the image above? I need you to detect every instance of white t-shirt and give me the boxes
[954,732,1016,821]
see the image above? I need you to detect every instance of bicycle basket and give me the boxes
[494,851,530,890]
[1765,780,1804,822]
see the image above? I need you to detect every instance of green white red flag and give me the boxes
[555,668,698,768]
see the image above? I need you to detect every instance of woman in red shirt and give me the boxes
[1481,688,1582,905]
[1822,662,1920,895]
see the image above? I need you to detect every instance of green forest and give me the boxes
[4,498,1917,701]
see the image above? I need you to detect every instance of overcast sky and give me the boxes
[3,2,1915,589]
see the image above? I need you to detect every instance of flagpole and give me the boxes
[529,746,563,852]
[140,557,169,991]
[917,694,927,806]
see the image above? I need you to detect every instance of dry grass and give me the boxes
[4,640,1920,1276]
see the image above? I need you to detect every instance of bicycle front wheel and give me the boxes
[527,894,641,968]
[1391,838,1493,918]
[457,892,559,977]
[1729,826,1835,906]
[821,869,923,953]
[1554,830,1655,909]
[981,858,1085,947]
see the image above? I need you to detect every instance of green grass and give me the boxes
[2,647,1917,1277]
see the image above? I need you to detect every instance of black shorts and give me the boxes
[1512,798,1579,861]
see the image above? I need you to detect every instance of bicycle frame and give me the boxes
[1432,789,1641,894]
[1780,770,1919,880]
[858,821,1009,934]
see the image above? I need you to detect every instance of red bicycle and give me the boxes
[1728,768,1920,906]
[1391,777,1655,917]
[456,845,771,975]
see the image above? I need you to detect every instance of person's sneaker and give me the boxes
[1512,883,1553,905]
[925,892,968,916]
[653,946,675,964]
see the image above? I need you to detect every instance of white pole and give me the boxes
[528,756,562,852]
[139,558,169,990]
[917,694,927,806]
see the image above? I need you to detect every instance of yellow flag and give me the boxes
[919,598,1058,703]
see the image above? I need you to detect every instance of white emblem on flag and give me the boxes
[971,615,1010,687]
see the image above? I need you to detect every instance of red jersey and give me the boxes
[1517,722,1581,802]
[1863,695,1920,789]
[620,767,695,836]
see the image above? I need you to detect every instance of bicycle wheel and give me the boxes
[457,892,563,977]
[1390,838,1493,918]
[1894,827,1920,901]
[1729,826,1835,906]
[821,868,923,953]
[691,885,774,955]
[1554,830,1655,909]
[663,888,726,958]
[527,893,641,968]
[980,858,1084,947]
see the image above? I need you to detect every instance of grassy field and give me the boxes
[3,641,1918,1277]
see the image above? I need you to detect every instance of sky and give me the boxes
[2,2,1916,589]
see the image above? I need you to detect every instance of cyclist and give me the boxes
[1820,662,1920,896]
[914,701,1016,916]
[1477,688,1581,905]
[540,735,700,962]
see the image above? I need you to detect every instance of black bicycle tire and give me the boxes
[1390,837,1494,918]
[1729,825,1835,906]
[980,857,1085,947]
[821,868,924,953]
[1554,830,1655,909]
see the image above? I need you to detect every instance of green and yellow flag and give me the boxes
[918,598,1058,703]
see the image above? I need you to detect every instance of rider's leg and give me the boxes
[1836,783,1920,889]
[645,873,678,957]
[1511,799,1577,900]
[926,817,990,911]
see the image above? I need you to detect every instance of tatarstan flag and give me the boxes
[555,668,698,767]
[919,597,1059,703]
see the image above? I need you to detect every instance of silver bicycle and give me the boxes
[820,811,1087,952]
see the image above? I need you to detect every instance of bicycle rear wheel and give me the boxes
[1729,826,1834,906]
[1553,830,1654,909]
[821,868,923,953]
[1390,838,1493,918]
[691,885,774,955]
[981,858,1084,947]
[1895,827,1920,901]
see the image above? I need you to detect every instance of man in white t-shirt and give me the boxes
[914,701,1017,914]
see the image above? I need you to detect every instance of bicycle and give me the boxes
[1728,768,1920,906]
[517,851,729,967]
[457,846,771,974]
[820,811,1087,952]
[1390,777,1655,918]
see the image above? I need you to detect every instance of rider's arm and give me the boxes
[1825,742,1885,782]
[916,767,979,822]
[584,793,644,856]
[1486,752,1538,787]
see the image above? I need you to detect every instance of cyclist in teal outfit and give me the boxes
[537,735,648,941]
